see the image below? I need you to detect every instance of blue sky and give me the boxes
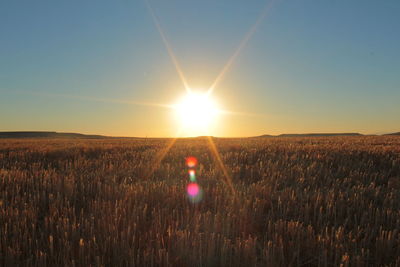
[1,0,399,136]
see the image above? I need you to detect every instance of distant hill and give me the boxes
[384,132,400,136]
[257,134,274,138]
[257,133,363,138]
[0,131,109,139]
[278,133,363,137]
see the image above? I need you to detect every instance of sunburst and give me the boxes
[141,0,275,186]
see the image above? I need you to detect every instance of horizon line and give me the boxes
[0,130,399,139]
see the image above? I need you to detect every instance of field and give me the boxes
[0,137,399,266]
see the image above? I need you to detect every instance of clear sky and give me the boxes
[1,0,399,137]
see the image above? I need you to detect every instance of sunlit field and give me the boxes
[1,137,399,266]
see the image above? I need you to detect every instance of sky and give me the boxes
[1,0,399,137]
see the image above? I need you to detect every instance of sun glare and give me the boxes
[174,91,220,135]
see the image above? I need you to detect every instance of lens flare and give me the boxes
[186,182,203,203]
[187,183,199,196]
[185,157,203,203]
[189,169,196,182]
[186,156,198,168]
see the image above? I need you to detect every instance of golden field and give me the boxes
[0,137,399,266]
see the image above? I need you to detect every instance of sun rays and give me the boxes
[206,0,277,96]
[206,136,237,198]
[143,136,179,180]
[142,0,275,195]
[145,0,191,93]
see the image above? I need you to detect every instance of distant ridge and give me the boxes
[384,132,400,136]
[0,131,109,139]
[279,133,362,137]
[257,133,363,138]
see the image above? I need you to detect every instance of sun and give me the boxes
[173,90,221,135]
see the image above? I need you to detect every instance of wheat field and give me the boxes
[0,137,399,266]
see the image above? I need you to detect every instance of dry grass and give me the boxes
[0,136,399,266]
